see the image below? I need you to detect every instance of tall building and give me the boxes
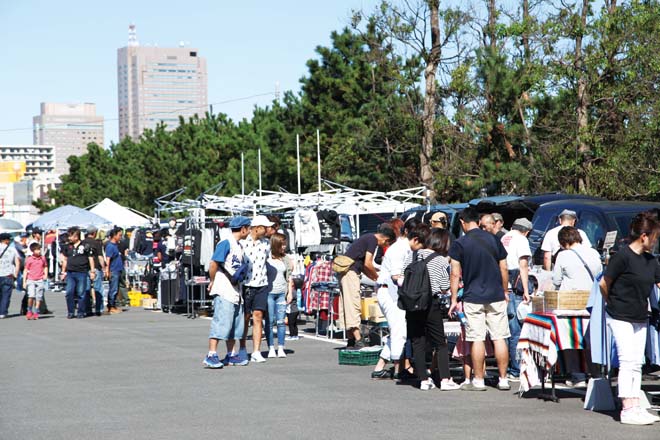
[33,103,104,175]
[117,24,208,140]
[0,145,55,179]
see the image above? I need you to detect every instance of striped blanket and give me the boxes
[517,313,588,392]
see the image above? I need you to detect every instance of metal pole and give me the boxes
[296,134,301,196]
[241,152,245,196]
[258,148,262,197]
[317,129,321,194]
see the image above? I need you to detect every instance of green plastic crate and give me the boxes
[338,348,382,366]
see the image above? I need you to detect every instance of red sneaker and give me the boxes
[26,311,33,320]
[32,312,39,320]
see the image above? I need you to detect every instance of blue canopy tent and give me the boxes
[33,205,111,230]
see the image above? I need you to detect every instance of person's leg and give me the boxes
[26,282,35,316]
[266,294,276,348]
[252,310,264,353]
[426,299,451,381]
[0,278,12,316]
[74,273,87,318]
[34,282,44,317]
[93,269,104,314]
[340,271,362,341]
[608,317,646,409]
[287,311,299,337]
[506,294,523,377]
[64,274,75,317]
[275,293,287,347]
[484,300,511,381]
[240,287,252,350]
[85,274,93,315]
[108,272,120,311]
[463,302,487,382]
[407,312,428,381]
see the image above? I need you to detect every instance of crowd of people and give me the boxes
[200,206,660,425]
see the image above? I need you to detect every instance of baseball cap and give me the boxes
[250,215,274,228]
[512,218,533,231]
[86,226,98,235]
[430,212,447,223]
[492,213,504,223]
[559,209,577,218]
[0,233,11,241]
[229,216,251,229]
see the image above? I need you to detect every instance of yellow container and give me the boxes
[128,291,142,307]
[361,297,378,320]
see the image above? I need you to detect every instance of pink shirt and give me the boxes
[25,255,47,281]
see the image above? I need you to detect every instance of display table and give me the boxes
[517,312,589,401]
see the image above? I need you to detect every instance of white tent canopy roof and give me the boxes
[89,198,151,228]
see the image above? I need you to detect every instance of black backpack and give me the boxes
[397,251,439,312]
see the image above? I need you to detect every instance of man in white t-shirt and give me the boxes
[540,209,591,270]
[500,217,533,379]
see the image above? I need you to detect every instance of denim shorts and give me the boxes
[209,296,244,341]
[26,280,46,300]
[243,285,268,314]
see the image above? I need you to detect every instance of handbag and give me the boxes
[332,255,355,274]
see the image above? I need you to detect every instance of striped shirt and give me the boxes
[401,249,450,295]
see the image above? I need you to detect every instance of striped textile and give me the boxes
[517,313,589,392]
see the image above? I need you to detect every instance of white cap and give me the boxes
[251,215,274,228]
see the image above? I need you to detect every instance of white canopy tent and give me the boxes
[88,198,151,228]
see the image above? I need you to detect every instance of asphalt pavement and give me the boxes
[1,290,659,440]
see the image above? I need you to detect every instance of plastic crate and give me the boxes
[338,347,382,366]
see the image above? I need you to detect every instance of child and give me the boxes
[23,242,48,320]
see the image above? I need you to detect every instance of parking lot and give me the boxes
[1,291,658,440]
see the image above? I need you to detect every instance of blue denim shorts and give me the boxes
[209,296,244,340]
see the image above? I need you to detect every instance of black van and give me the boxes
[529,200,660,265]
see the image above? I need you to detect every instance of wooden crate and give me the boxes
[531,296,545,313]
[543,290,590,311]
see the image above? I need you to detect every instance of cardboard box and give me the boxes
[361,297,378,320]
[368,303,386,323]
[142,298,158,309]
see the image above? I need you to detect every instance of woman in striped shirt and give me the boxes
[401,227,459,391]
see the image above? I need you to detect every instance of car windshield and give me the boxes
[608,212,635,239]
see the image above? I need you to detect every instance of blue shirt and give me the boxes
[448,228,507,304]
[105,242,124,273]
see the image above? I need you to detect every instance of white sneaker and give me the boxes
[620,407,654,425]
[459,379,471,388]
[277,347,287,358]
[420,378,436,391]
[250,352,266,363]
[497,378,511,391]
[639,407,660,423]
[268,347,277,358]
[440,379,461,391]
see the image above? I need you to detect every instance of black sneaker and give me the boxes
[371,369,392,380]
[394,369,417,381]
[345,339,356,349]
[346,339,367,351]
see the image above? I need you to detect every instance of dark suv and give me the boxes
[529,200,660,265]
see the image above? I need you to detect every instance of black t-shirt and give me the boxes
[118,239,129,263]
[317,210,341,244]
[344,233,379,274]
[82,238,103,270]
[448,228,508,304]
[605,245,660,323]
[62,241,94,273]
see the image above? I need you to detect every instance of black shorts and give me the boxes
[243,285,268,314]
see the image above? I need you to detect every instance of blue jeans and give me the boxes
[507,293,524,376]
[107,271,121,308]
[86,269,105,314]
[266,292,287,347]
[66,272,88,317]
[0,276,14,316]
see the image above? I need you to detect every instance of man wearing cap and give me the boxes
[0,233,21,318]
[540,209,591,270]
[61,227,96,319]
[492,213,507,239]
[238,215,273,363]
[83,227,105,316]
[203,216,251,369]
[500,217,533,379]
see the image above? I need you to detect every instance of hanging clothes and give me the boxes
[647,286,660,366]
[316,210,341,244]
[295,210,321,247]
[308,259,335,312]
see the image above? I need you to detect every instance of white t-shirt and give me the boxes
[552,244,602,291]
[209,235,244,304]
[501,230,531,270]
[541,225,592,256]
[377,237,411,301]
[268,257,288,294]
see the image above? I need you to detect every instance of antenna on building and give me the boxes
[128,24,139,47]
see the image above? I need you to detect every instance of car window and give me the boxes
[529,208,558,244]
[577,211,605,248]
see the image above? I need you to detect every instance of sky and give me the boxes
[0,0,380,147]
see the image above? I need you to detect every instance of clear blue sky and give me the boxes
[0,0,380,147]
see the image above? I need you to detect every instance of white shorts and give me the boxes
[26,280,46,300]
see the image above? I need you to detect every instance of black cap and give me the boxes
[0,233,12,241]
